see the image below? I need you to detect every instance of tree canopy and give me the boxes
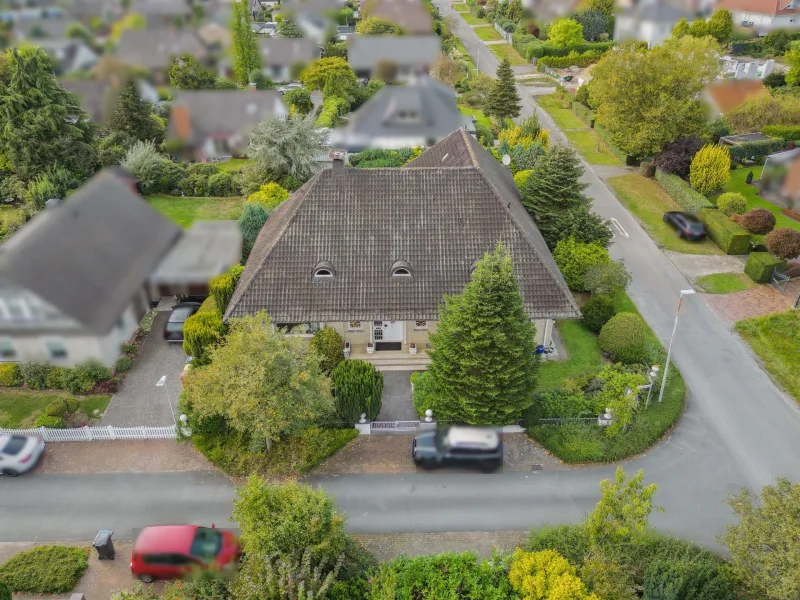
[486,58,521,122]
[169,54,216,89]
[108,79,159,142]
[355,16,401,34]
[299,57,357,92]
[248,113,329,182]
[547,18,584,47]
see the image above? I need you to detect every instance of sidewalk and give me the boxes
[356,531,527,561]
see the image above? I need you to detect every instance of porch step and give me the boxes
[360,355,431,371]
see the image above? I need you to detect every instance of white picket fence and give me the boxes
[0,425,177,442]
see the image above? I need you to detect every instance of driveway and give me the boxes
[377,371,419,421]
[100,312,187,427]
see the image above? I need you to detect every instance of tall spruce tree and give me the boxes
[426,243,538,425]
[108,80,154,141]
[486,58,521,123]
[231,0,262,86]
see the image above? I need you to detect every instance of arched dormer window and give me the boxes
[313,260,335,279]
[391,260,412,277]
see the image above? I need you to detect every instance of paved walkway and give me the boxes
[356,531,527,561]
[593,164,636,181]
[377,371,418,421]
[665,251,747,281]
[705,286,793,324]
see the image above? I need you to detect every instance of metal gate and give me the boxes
[369,421,420,432]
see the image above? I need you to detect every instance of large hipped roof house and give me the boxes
[225,129,579,364]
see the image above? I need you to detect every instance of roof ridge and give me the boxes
[460,128,480,167]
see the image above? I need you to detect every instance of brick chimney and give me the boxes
[329,149,347,171]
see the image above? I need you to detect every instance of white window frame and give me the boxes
[43,338,68,361]
[313,268,334,278]
[0,297,32,321]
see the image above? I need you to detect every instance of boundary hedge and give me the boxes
[594,124,639,166]
[699,208,752,254]
[654,169,714,213]
[744,252,786,283]
[572,102,595,127]
[761,125,800,142]
[538,54,601,69]
[727,138,785,163]
[528,40,616,58]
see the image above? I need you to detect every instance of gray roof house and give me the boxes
[225,128,577,363]
[279,0,343,42]
[33,38,98,74]
[614,0,690,48]
[167,89,289,161]
[12,15,73,40]
[347,34,441,80]
[128,0,193,25]
[114,28,209,74]
[0,170,241,367]
[258,37,321,81]
[60,78,160,123]
[328,74,472,151]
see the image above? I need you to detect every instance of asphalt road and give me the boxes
[1,16,800,549]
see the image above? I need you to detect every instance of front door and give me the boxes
[373,321,403,350]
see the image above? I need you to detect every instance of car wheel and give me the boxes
[139,574,155,583]
[2,469,19,477]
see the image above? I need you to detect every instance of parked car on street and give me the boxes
[277,82,303,95]
[663,211,707,241]
[130,525,240,583]
[164,302,201,342]
[0,434,45,476]
[412,425,503,472]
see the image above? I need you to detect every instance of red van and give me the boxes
[130,525,240,583]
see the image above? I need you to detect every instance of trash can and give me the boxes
[92,530,115,560]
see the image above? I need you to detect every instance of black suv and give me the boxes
[412,426,503,473]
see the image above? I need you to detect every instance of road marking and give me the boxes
[609,218,629,239]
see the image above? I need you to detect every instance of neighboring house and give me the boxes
[225,128,579,364]
[0,171,242,368]
[198,19,232,49]
[128,0,194,27]
[251,21,277,35]
[360,0,433,34]
[60,78,159,124]
[114,28,209,79]
[715,0,798,32]
[760,147,800,210]
[279,0,343,42]
[63,0,122,24]
[614,0,690,47]
[704,79,767,119]
[347,34,441,80]
[11,15,72,40]
[166,89,288,161]
[328,74,472,151]
[258,37,321,81]
[521,0,578,21]
[35,38,98,73]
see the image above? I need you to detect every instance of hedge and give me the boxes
[182,311,226,364]
[0,363,20,386]
[209,264,244,317]
[761,124,800,142]
[726,138,785,163]
[18,362,111,394]
[699,208,751,254]
[529,40,615,58]
[0,545,89,594]
[538,53,601,69]
[572,102,594,127]
[331,359,383,422]
[594,124,639,166]
[654,169,714,214]
[744,252,786,283]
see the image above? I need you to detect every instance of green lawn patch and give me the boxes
[695,272,757,294]
[453,39,475,70]
[216,158,251,173]
[452,2,469,10]
[0,390,112,429]
[721,167,800,235]
[487,43,528,66]
[0,545,89,593]
[537,320,604,391]
[460,12,487,25]
[536,94,586,129]
[735,310,800,403]
[145,195,243,229]
[475,26,504,41]
[608,174,723,255]
[458,105,491,129]
[565,129,622,166]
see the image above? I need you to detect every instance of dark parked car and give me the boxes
[663,211,707,241]
[164,302,201,342]
[412,425,503,472]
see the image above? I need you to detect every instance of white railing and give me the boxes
[0,425,177,442]
[370,421,421,432]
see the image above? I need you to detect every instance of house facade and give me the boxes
[716,0,798,31]
[225,129,580,365]
[614,0,690,47]
[258,37,321,82]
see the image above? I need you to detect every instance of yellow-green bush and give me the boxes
[209,264,245,316]
[0,362,20,387]
[182,312,226,365]
[246,182,289,211]
[689,144,731,196]
[509,549,599,600]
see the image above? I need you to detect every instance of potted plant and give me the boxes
[409,342,417,355]
[366,341,375,354]
[343,341,351,359]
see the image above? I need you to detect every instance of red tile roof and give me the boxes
[707,79,767,114]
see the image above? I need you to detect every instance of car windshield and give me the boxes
[189,528,223,561]
[688,222,705,231]
[1,435,28,456]
[165,321,185,332]
[169,308,194,323]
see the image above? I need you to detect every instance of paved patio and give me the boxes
[705,286,793,324]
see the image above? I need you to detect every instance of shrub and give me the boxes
[716,192,747,216]
[528,40,615,58]
[45,398,69,417]
[640,161,656,178]
[114,356,132,374]
[62,362,111,394]
[0,363,21,387]
[475,122,494,147]
[331,359,383,422]
[525,388,591,423]
[514,169,534,189]
[246,182,289,211]
[315,96,349,128]
[582,295,617,332]
[743,251,785,283]
[583,261,631,297]
[761,124,800,141]
[24,174,59,211]
[122,140,182,195]
[652,136,703,179]
[19,363,54,390]
[209,264,245,316]
[763,71,786,88]
[572,102,595,126]
[0,582,10,600]
[0,545,89,593]
[182,312,226,365]
[727,138,786,163]
[599,313,649,365]
[34,415,64,428]
[239,202,269,261]
[690,144,731,196]
[207,171,238,196]
[309,327,345,374]
[553,238,610,292]
[765,227,800,259]
[731,207,776,235]
[538,51,600,69]
[699,208,751,254]
[45,366,68,390]
[278,174,303,191]
[509,549,595,600]
[525,524,591,566]
[643,559,738,600]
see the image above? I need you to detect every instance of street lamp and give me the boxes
[156,375,177,425]
[658,289,695,404]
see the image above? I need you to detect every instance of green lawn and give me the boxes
[608,174,723,255]
[146,195,243,229]
[454,39,475,70]
[452,2,469,10]
[537,320,605,391]
[460,12,487,25]
[536,95,585,129]
[458,105,492,129]
[695,272,757,294]
[475,26,504,41]
[487,43,528,66]
[217,158,251,173]
[722,167,800,234]
[0,390,112,429]
[736,310,800,403]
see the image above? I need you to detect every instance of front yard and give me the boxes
[536,320,604,390]
[607,174,723,255]
[695,272,757,294]
[487,43,528,66]
[460,11,487,25]
[735,310,800,403]
[0,390,111,429]
[145,195,243,228]
[458,105,492,129]
[721,167,800,234]
[475,26,504,41]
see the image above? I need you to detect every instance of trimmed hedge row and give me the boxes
[572,102,595,127]
[727,138,785,163]
[654,169,714,214]
[594,124,638,166]
[528,40,616,58]
[744,252,786,283]
[761,124,800,142]
[0,545,89,594]
[16,362,112,395]
[538,53,600,69]
[699,208,751,254]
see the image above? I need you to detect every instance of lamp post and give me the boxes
[156,375,177,425]
[658,289,695,404]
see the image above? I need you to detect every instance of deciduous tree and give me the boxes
[785,46,800,87]
[299,57,357,93]
[278,19,304,38]
[429,53,463,86]
[425,243,538,424]
[486,57,521,122]
[724,91,800,133]
[547,18,584,46]
[573,9,612,41]
[232,0,262,85]
[248,113,329,182]
[169,54,216,89]
[355,16,400,34]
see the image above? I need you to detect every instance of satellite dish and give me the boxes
[501,154,511,166]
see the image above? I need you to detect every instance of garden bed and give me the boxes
[145,195,243,229]
[0,390,112,429]
[0,545,89,594]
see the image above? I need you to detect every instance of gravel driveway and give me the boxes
[101,312,187,427]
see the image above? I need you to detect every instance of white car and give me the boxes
[278,83,304,95]
[0,434,45,476]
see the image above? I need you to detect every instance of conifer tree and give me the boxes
[239,202,269,261]
[486,58,521,123]
[426,243,538,425]
[231,0,262,86]
[108,80,154,141]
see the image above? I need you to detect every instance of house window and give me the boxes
[313,261,336,279]
[0,298,31,321]
[390,260,412,277]
[44,338,68,360]
[314,268,333,277]
[414,321,428,330]
[348,321,363,331]
[0,338,16,361]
